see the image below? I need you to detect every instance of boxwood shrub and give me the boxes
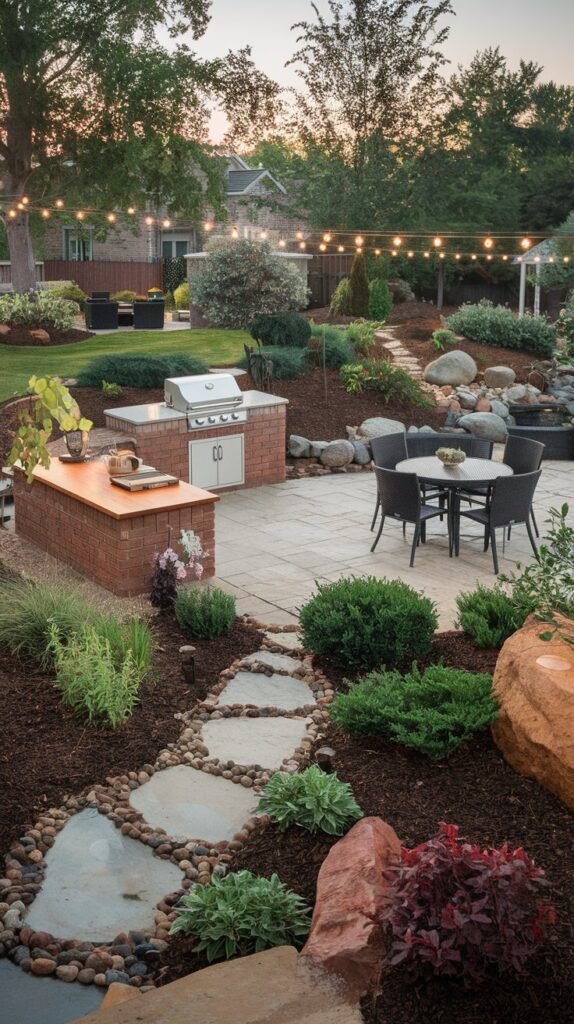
[299,576,437,672]
[175,586,235,640]
[249,312,311,348]
[445,300,556,356]
[77,352,208,388]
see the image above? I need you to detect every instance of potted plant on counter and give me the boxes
[8,375,93,482]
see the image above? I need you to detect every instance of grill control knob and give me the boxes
[208,416,216,424]
[220,414,228,422]
[195,418,205,426]
[231,412,240,420]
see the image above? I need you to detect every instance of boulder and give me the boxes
[484,366,516,388]
[456,390,477,410]
[288,435,311,458]
[423,350,477,387]
[459,412,508,443]
[309,441,329,458]
[320,440,355,468]
[29,329,51,345]
[357,417,405,441]
[492,616,574,809]
[505,384,527,403]
[350,440,371,466]
[490,399,510,419]
[475,397,492,412]
[299,817,401,1001]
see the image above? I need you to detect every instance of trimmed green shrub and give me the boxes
[50,624,142,727]
[431,328,457,351]
[445,300,556,357]
[170,871,311,962]
[175,587,235,640]
[0,579,98,668]
[258,764,363,835]
[49,283,87,306]
[349,251,370,317]
[330,664,497,759]
[388,278,415,304]
[189,240,309,328]
[455,585,529,648]
[173,281,190,308]
[77,352,208,388]
[310,332,353,369]
[93,616,153,677]
[299,577,438,672]
[249,312,311,348]
[238,346,308,380]
[110,289,137,303]
[330,277,352,315]
[368,279,393,322]
[340,359,432,407]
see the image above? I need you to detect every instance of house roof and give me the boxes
[227,168,287,196]
[511,238,555,264]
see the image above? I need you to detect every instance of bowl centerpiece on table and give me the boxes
[436,446,466,467]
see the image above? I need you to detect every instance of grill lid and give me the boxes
[164,373,242,412]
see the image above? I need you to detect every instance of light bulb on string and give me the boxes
[7,210,17,219]
[203,221,213,231]
[278,238,286,248]
[106,213,117,223]
[407,251,414,258]
[534,255,541,263]
[296,231,304,240]
[439,252,446,259]
[423,251,430,258]
[355,246,363,254]
[374,248,381,256]
[517,256,523,263]
[76,210,85,220]
[471,254,477,261]
[41,209,51,219]
[319,243,326,252]
[337,245,345,252]
[145,216,154,226]
[299,241,306,250]
[564,256,571,263]
[16,203,25,211]
[259,230,268,240]
[127,207,136,215]
[55,199,64,209]
[393,236,402,247]
[354,235,364,247]
[502,255,509,261]
[433,236,442,248]
[162,219,171,228]
[455,253,461,260]
[391,249,397,257]
[323,232,332,242]
[483,237,494,249]
[548,256,555,263]
[231,227,239,239]
[521,237,532,250]
[486,254,493,261]
[21,196,29,205]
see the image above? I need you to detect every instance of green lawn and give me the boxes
[0,328,250,402]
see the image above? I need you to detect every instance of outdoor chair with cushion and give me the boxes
[370,466,447,566]
[503,435,545,537]
[370,432,407,530]
[458,469,542,575]
[91,291,110,300]
[84,299,118,330]
[133,300,165,329]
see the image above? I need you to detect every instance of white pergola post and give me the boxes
[534,260,542,316]
[518,260,527,317]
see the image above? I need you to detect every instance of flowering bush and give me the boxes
[0,290,79,330]
[380,823,556,986]
[189,240,309,328]
[445,300,556,357]
[150,531,206,610]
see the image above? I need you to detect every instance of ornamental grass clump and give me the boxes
[456,585,530,648]
[93,616,153,677]
[299,576,437,672]
[258,764,363,835]
[379,822,556,986]
[0,578,98,668]
[49,624,142,727]
[330,664,497,759]
[170,871,311,962]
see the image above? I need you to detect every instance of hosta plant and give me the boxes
[170,871,311,962]
[258,764,363,835]
[380,822,556,986]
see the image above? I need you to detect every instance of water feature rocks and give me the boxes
[357,417,405,440]
[506,384,528,403]
[288,435,311,458]
[457,390,477,409]
[423,350,477,387]
[309,441,328,458]
[459,412,508,443]
[490,399,510,419]
[320,440,354,468]
[350,440,371,465]
[484,366,516,388]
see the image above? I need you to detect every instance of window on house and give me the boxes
[161,235,192,258]
[63,228,93,261]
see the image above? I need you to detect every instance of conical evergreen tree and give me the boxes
[349,251,370,317]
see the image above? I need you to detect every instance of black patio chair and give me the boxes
[458,469,542,575]
[503,435,545,537]
[370,432,407,531]
[92,291,110,300]
[84,299,118,330]
[370,467,447,566]
[133,300,165,329]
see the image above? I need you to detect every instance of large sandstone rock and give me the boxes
[299,817,401,1001]
[484,366,516,388]
[492,616,574,809]
[320,440,355,468]
[459,411,508,443]
[357,417,405,441]
[423,350,477,387]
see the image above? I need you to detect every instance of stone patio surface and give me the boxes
[211,460,574,628]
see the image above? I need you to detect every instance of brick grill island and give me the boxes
[104,383,288,493]
[13,459,218,596]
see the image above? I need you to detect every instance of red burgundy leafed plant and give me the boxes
[378,822,556,986]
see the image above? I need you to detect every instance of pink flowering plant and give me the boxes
[150,530,206,610]
[379,822,556,987]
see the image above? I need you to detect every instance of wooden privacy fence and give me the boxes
[0,261,45,286]
[43,260,163,294]
[307,253,353,307]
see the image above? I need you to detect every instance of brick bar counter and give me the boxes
[13,458,218,596]
[104,392,288,492]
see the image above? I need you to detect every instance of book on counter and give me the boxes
[110,466,179,491]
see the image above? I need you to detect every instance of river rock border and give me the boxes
[0,621,332,990]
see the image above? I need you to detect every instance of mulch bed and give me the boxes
[0,614,261,863]
[155,631,574,1022]
[0,326,94,347]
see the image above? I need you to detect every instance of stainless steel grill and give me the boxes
[164,374,247,430]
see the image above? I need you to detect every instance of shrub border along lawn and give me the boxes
[0,328,250,402]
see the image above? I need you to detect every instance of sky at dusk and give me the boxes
[167,0,574,141]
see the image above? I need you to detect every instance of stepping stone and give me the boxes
[263,631,303,652]
[25,811,181,942]
[130,766,259,842]
[0,960,103,1024]
[241,650,302,673]
[201,717,311,771]
[220,671,313,711]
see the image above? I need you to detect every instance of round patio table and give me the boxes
[395,456,514,557]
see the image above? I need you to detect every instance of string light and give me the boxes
[16,202,25,211]
[21,196,29,205]
[564,256,571,263]
[278,238,286,248]
[106,213,117,223]
[7,210,16,219]
[296,231,304,240]
[393,236,402,247]
[391,249,398,257]
[534,255,541,263]
[502,255,509,261]
[162,219,171,228]
[76,210,85,220]
[41,209,51,219]
[486,254,493,261]
[259,229,268,240]
[144,216,154,226]
[548,256,555,263]
[455,253,461,260]
[439,252,446,259]
[203,220,213,231]
[319,242,326,251]
[374,248,381,256]
[471,254,477,261]
[323,232,332,242]
[337,244,345,252]
[299,241,306,250]
[55,199,64,208]
[483,237,494,249]
[231,227,239,239]
[355,246,363,253]
[423,251,430,258]
[521,237,532,250]
[407,250,414,258]
[433,236,442,248]
[127,207,136,215]
[517,256,523,263]
[354,235,364,246]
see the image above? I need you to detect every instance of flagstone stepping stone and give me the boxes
[0,960,103,1024]
[130,766,259,842]
[201,717,311,771]
[263,631,303,652]
[241,650,302,673]
[25,811,181,942]
[220,671,313,711]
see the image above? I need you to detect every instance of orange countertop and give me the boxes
[25,458,219,520]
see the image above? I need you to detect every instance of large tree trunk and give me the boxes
[6,211,37,293]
